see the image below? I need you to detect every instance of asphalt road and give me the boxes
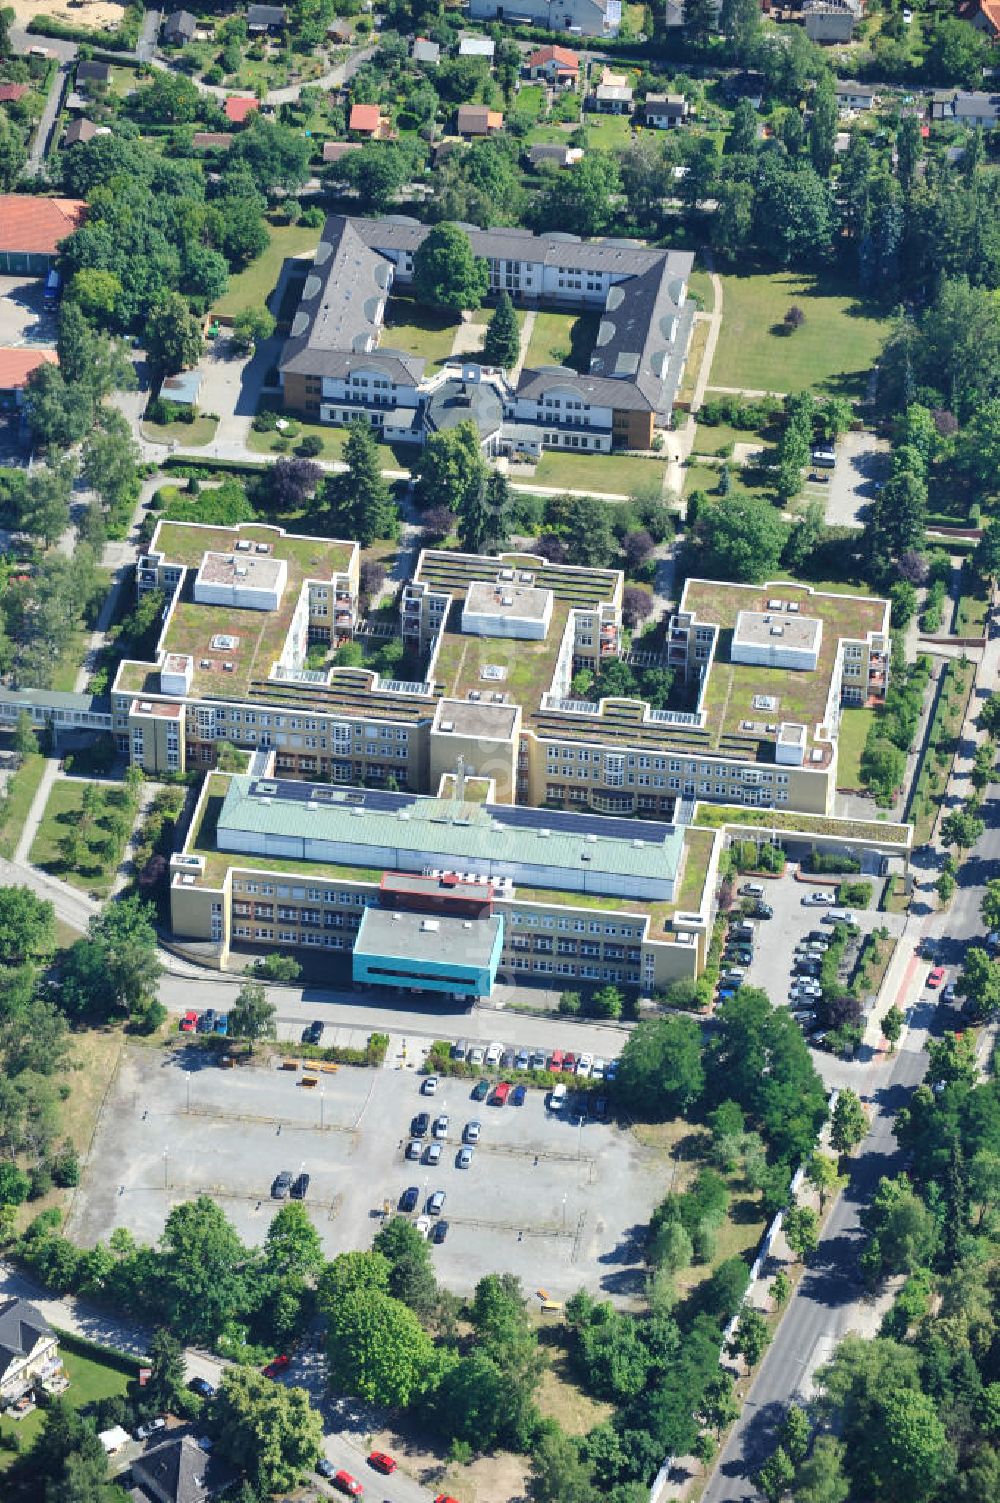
[702,803,997,1501]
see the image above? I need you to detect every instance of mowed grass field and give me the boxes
[213,223,322,319]
[709,272,887,396]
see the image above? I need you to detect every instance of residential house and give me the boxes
[160,371,203,408]
[323,140,362,164]
[527,142,584,169]
[223,95,259,126]
[834,81,876,113]
[411,37,440,65]
[964,0,1000,42]
[349,102,392,138]
[247,4,286,33]
[642,93,688,128]
[456,104,503,136]
[468,0,621,37]
[130,1433,235,1503]
[64,91,88,113]
[0,1298,60,1401]
[802,0,861,43]
[63,117,98,146]
[162,9,196,44]
[0,194,87,274]
[0,82,29,104]
[931,90,1000,125]
[458,36,495,60]
[589,67,632,114]
[525,44,580,87]
[75,59,111,87]
[192,131,234,150]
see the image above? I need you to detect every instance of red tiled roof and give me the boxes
[224,95,258,124]
[0,195,88,255]
[0,83,29,103]
[349,102,382,133]
[527,44,580,70]
[0,348,58,390]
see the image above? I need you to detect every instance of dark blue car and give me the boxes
[511,1084,527,1106]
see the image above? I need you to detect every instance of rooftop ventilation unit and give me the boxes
[770,625,784,636]
[235,539,252,552]
[421,919,440,933]
[255,543,270,554]
[440,720,454,733]
[139,701,152,712]
[787,601,800,613]
[223,662,235,672]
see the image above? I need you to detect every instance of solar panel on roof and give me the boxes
[487,804,675,845]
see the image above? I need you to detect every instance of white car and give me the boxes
[802,892,836,906]
[468,1044,485,1066]
[422,1075,438,1096]
[591,1057,606,1080]
[485,1040,502,1066]
[576,1053,593,1078]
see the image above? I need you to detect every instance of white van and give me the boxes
[740,883,765,899]
[823,908,852,924]
[548,1083,568,1111]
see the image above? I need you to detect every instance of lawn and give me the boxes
[955,569,990,637]
[0,1345,131,1466]
[677,316,710,405]
[683,461,722,498]
[532,450,666,499]
[29,779,135,899]
[52,626,91,693]
[141,416,219,447]
[687,268,715,313]
[524,311,599,372]
[515,83,547,122]
[0,751,45,859]
[709,271,887,396]
[692,423,763,457]
[837,707,874,790]
[580,112,633,149]
[247,420,411,472]
[213,223,322,319]
[382,297,462,367]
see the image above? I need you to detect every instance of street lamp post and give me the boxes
[162,1148,169,1190]
[320,1087,325,1130]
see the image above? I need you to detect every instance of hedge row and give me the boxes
[52,1325,144,1375]
[163,456,269,479]
[422,1040,599,1094]
[29,4,142,49]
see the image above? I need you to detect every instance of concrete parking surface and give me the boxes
[68,1043,666,1303]
[821,430,891,530]
[0,274,57,347]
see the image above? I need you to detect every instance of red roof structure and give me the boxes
[224,95,258,125]
[0,83,29,103]
[349,102,382,135]
[0,195,87,255]
[0,348,58,391]
[526,44,580,73]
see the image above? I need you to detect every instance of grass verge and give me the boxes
[141,416,219,447]
[213,223,322,319]
[0,752,46,859]
[837,707,874,790]
[532,450,666,498]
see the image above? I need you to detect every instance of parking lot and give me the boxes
[725,871,904,1029]
[820,431,892,530]
[68,1042,666,1303]
[0,274,57,347]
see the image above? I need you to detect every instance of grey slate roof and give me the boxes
[0,1298,54,1386]
[247,4,286,25]
[130,1434,232,1503]
[412,37,441,63]
[425,377,504,437]
[163,9,196,38]
[516,366,656,412]
[0,686,111,715]
[76,60,111,84]
[352,215,666,277]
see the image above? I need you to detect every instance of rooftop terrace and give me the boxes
[415,549,621,609]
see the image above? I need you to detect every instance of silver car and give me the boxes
[464,1120,481,1143]
[457,1146,473,1169]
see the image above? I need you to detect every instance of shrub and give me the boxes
[806,851,861,874]
[297,434,324,457]
[837,880,872,908]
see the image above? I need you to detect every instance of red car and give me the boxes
[334,1472,364,1498]
[179,1010,198,1033]
[435,1495,460,1503]
[367,1452,397,1475]
[563,1052,577,1072]
[262,1355,290,1378]
[549,1049,564,1072]
[927,966,946,988]
[492,1081,512,1106]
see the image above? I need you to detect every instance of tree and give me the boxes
[331,141,414,213]
[458,468,512,555]
[941,809,985,850]
[159,1195,248,1344]
[881,1005,904,1052]
[756,1444,794,1503]
[538,152,621,237]
[980,692,1000,736]
[144,1327,187,1416]
[325,1287,434,1406]
[727,99,759,157]
[831,1088,867,1154]
[809,74,838,178]
[771,1269,790,1308]
[561,494,616,569]
[784,1204,819,1262]
[729,1306,770,1368]
[925,1030,977,1088]
[264,1201,324,1279]
[317,1249,391,1308]
[0,887,55,964]
[68,268,122,321]
[412,223,488,313]
[960,947,1000,1020]
[613,1015,704,1119]
[24,362,93,449]
[974,517,1000,581]
[861,1176,939,1276]
[683,0,717,46]
[529,1425,595,1503]
[145,292,204,375]
[324,420,397,545]
[622,587,654,629]
[12,710,38,759]
[981,879,1000,933]
[482,291,520,369]
[213,1366,323,1494]
[59,896,161,1023]
[19,460,74,546]
[228,980,276,1053]
[414,421,487,516]
[269,457,323,512]
[231,306,276,354]
[372,1216,438,1317]
[720,0,760,53]
[228,120,311,195]
[691,495,786,583]
[806,1152,846,1211]
[972,741,996,792]
[82,411,141,517]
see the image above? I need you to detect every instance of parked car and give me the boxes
[406,1139,421,1160]
[468,1045,486,1066]
[411,1112,430,1137]
[927,966,946,988]
[422,1075,438,1096]
[511,1084,527,1106]
[471,1079,490,1101]
[548,1083,568,1110]
[196,1009,216,1034]
[492,1081,512,1106]
[576,1052,594,1078]
[180,1010,198,1033]
[457,1146,473,1168]
[501,1048,517,1070]
[515,1048,531,1071]
[333,1471,363,1497]
[433,1113,449,1138]
[290,1172,309,1200]
[271,1170,293,1199]
[549,1049,565,1072]
[262,1354,290,1378]
[189,1377,216,1399]
[428,1189,446,1215]
[464,1119,481,1142]
[317,1460,336,1480]
[531,1049,547,1070]
[751,903,774,919]
[563,1052,577,1072]
[591,1096,609,1120]
[214,1013,228,1036]
[432,1219,449,1244]
[301,1020,324,1045]
[399,1185,419,1212]
[424,1142,442,1165]
[942,982,957,1004]
[135,1418,166,1440]
[368,1452,397,1475]
[605,1059,618,1082]
[802,891,836,906]
[485,1041,502,1065]
[451,1040,467,1061]
[591,1057,606,1080]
